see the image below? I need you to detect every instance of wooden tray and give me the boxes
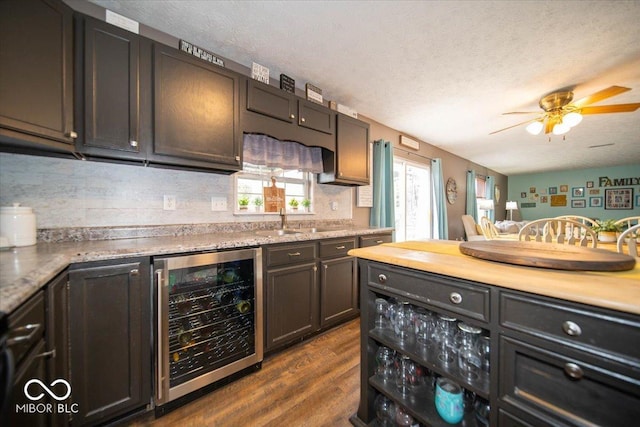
[459,240,636,271]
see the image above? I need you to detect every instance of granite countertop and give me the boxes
[349,240,640,316]
[1,226,392,313]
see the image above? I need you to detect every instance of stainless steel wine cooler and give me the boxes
[154,248,263,406]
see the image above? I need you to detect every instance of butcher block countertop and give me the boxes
[348,240,640,316]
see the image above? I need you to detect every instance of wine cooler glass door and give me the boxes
[155,248,263,405]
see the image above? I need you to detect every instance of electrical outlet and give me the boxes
[163,195,176,210]
[211,196,227,211]
[330,201,338,211]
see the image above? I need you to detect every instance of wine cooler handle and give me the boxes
[156,268,164,402]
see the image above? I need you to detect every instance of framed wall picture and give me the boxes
[572,187,585,197]
[589,197,603,207]
[549,186,558,195]
[550,194,567,207]
[529,187,536,193]
[541,195,548,203]
[636,194,640,207]
[605,188,634,210]
[586,181,594,188]
[520,192,527,198]
[560,185,568,193]
[571,199,586,208]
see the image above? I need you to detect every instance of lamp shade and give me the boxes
[478,199,495,210]
[552,122,570,135]
[563,112,583,127]
[525,120,544,135]
[506,201,518,211]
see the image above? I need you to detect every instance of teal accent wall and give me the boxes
[507,164,640,221]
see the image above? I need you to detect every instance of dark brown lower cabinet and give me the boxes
[320,256,357,328]
[353,259,640,427]
[265,262,318,352]
[69,258,150,426]
[46,271,70,427]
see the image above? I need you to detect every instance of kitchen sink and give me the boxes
[297,227,345,233]
[253,229,301,237]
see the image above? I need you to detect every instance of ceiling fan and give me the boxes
[490,85,640,136]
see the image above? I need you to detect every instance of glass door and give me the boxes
[394,159,431,242]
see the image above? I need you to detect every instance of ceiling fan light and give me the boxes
[553,122,570,135]
[563,112,583,127]
[526,121,544,135]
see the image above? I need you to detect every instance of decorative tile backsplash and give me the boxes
[0,152,353,233]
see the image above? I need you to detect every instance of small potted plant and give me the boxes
[238,195,250,210]
[253,197,263,212]
[301,198,311,212]
[288,198,299,211]
[592,219,623,242]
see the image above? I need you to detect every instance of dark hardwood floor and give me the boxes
[131,318,361,427]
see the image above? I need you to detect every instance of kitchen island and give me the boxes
[348,240,640,427]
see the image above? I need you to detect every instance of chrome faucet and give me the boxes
[279,208,287,229]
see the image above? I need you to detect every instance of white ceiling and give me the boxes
[88,0,640,176]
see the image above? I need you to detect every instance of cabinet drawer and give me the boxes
[319,238,355,258]
[500,336,640,427]
[359,234,392,248]
[265,243,317,268]
[367,263,490,322]
[8,291,45,367]
[500,291,640,363]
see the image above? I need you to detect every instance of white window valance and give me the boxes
[243,133,324,173]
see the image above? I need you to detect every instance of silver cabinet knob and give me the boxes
[66,131,78,139]
[564,362,584,379]
[130,269,139,276]
[378,274,387,283]
[301,117,306,123]
[562,321,582,337]
[130,140,138,147]
[290,114,295,119]
[449,292,463,304]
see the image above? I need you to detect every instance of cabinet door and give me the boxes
[265,262,318,351]
[320,256,357,328]
[336,114,370,184]
[246,79,295,123]
[298,99,334,135]
[318,113,370,185]
[152,44,241,171]
[46,271,69,427]
[78,16,145,159]
[10,340,49,427]
[69,258,150,425]
[0,0,74,148]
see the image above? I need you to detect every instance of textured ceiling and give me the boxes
[88,0,640,176]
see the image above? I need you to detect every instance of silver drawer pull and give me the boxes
[7,323,41,346]
[130,269,139,276]
[564,362,584,379]
[300,117,306,123]
[288,252,301,257]
[335,245,346,250]
[449,292,463,304]
[66,131,78,139]
[130,140,138,147]
[290,114,295,119]
[378,274,387,283]
[375,240,384,244]
[35,349,56,359]
[562,321,582,336]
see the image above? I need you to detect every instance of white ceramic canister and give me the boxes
[0,203,37,247]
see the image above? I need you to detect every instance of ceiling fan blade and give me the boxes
[502,111,540,115]
[579,103,640,114]
[489,118,538,135]
[571,86,631,108]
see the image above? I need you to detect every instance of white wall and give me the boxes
[0,153,353,229]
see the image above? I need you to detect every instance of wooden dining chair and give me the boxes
[614,216,640,231]
[554,215,599,228]
[617,223,639,257]
[518,218,598,248]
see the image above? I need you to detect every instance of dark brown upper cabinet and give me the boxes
[75,15,150,161]
[150,44,242,172]
[242,79,336,152]
[0,0,75,152]
[318,113,370,186]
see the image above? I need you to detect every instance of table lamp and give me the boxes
[506,201,518,221]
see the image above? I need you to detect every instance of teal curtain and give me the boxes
[431,158,448,239]
[485,175,495,222]
[466,170,478,221]
[370,140,395,228]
